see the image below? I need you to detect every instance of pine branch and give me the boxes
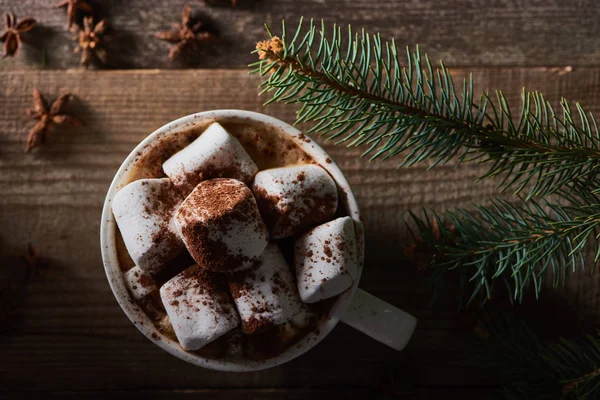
[250,20,600,200]
[406,199,600,304]
[477,313,600,399]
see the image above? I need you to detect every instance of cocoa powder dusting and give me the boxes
[118,117,346,361]
[252,186,280,231]
[254,185,337,238]
[229,266,276,335]
[138,272,154,288]
[176,159,247,195]
[243,316,274,335]
[229,269,251,300]
[178,179,266,272]
[164,265,236,319]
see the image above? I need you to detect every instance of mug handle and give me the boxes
[340,288,417,351]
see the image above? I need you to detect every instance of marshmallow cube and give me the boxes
[112,178,185,275]
[229,243,302,334]
[124,266,157,300]
[295,217,359,303]
[252,164,338,239]
[160,264,240,351]
[174,178,269,273]
[163,122,259,193]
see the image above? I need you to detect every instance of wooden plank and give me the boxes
[0,327,497,390]
[0,67,597,393]
[1,0,600,70]
[2,388,494,399]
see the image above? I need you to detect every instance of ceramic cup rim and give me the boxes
[100,110,364,372]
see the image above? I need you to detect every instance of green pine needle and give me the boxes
[408,199,600,304]
[250,19,600,200]
[478,313,600,399]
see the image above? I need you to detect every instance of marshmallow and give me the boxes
[295,217,359,303]
[124,266,157,300]
[160,264,240,350]
[163,122,259,193]
[229,243,302,334]
[252,164,338,239]
[112,178,185,275]
[174,178,269,273]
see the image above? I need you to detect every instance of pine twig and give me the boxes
[407,199,600,304]
[251,20,600,201]
[477,313,600,399]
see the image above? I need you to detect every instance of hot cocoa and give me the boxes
[112,117,359,361]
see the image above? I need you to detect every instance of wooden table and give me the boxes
[2,1,600,398]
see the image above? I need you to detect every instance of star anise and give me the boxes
[25,88,82,152]
[71,16,107,68]
[53,0,93,29]
[0,12,36,57]
[21,243,50,280]
[156,4,217,62]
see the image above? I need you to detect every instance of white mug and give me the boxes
[100,110,417,372]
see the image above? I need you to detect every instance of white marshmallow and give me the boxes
[252,164,338,239]
[174,178,269,273]
[162,122,258,193]
[124,266,157,300]
[112,178,185,275]
[229,243,302,334]
[160,264,240,351]
[295,217,359,303]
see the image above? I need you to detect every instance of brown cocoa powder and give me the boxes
[253,180,337,238]
[117,117,348,361]
[243,315,274,335]
[323,245,333,258]
[177,179,266,272]
[163,264,237,320]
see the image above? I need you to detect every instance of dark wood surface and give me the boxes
[1,0,600,69]
[1,1,600,399]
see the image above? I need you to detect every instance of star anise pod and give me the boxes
[25,88,82,152]
[21,243,50,280]
[71,16,107,68]
[53,0,93,29]
[156,4,217,62]
[0,12,36,57]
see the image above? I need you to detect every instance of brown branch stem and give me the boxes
[563,367,600,393]
[264,50,600,159]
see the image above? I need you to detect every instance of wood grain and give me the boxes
[5,388,493,399]
[1,67,599,396]
[1,0,600,70]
